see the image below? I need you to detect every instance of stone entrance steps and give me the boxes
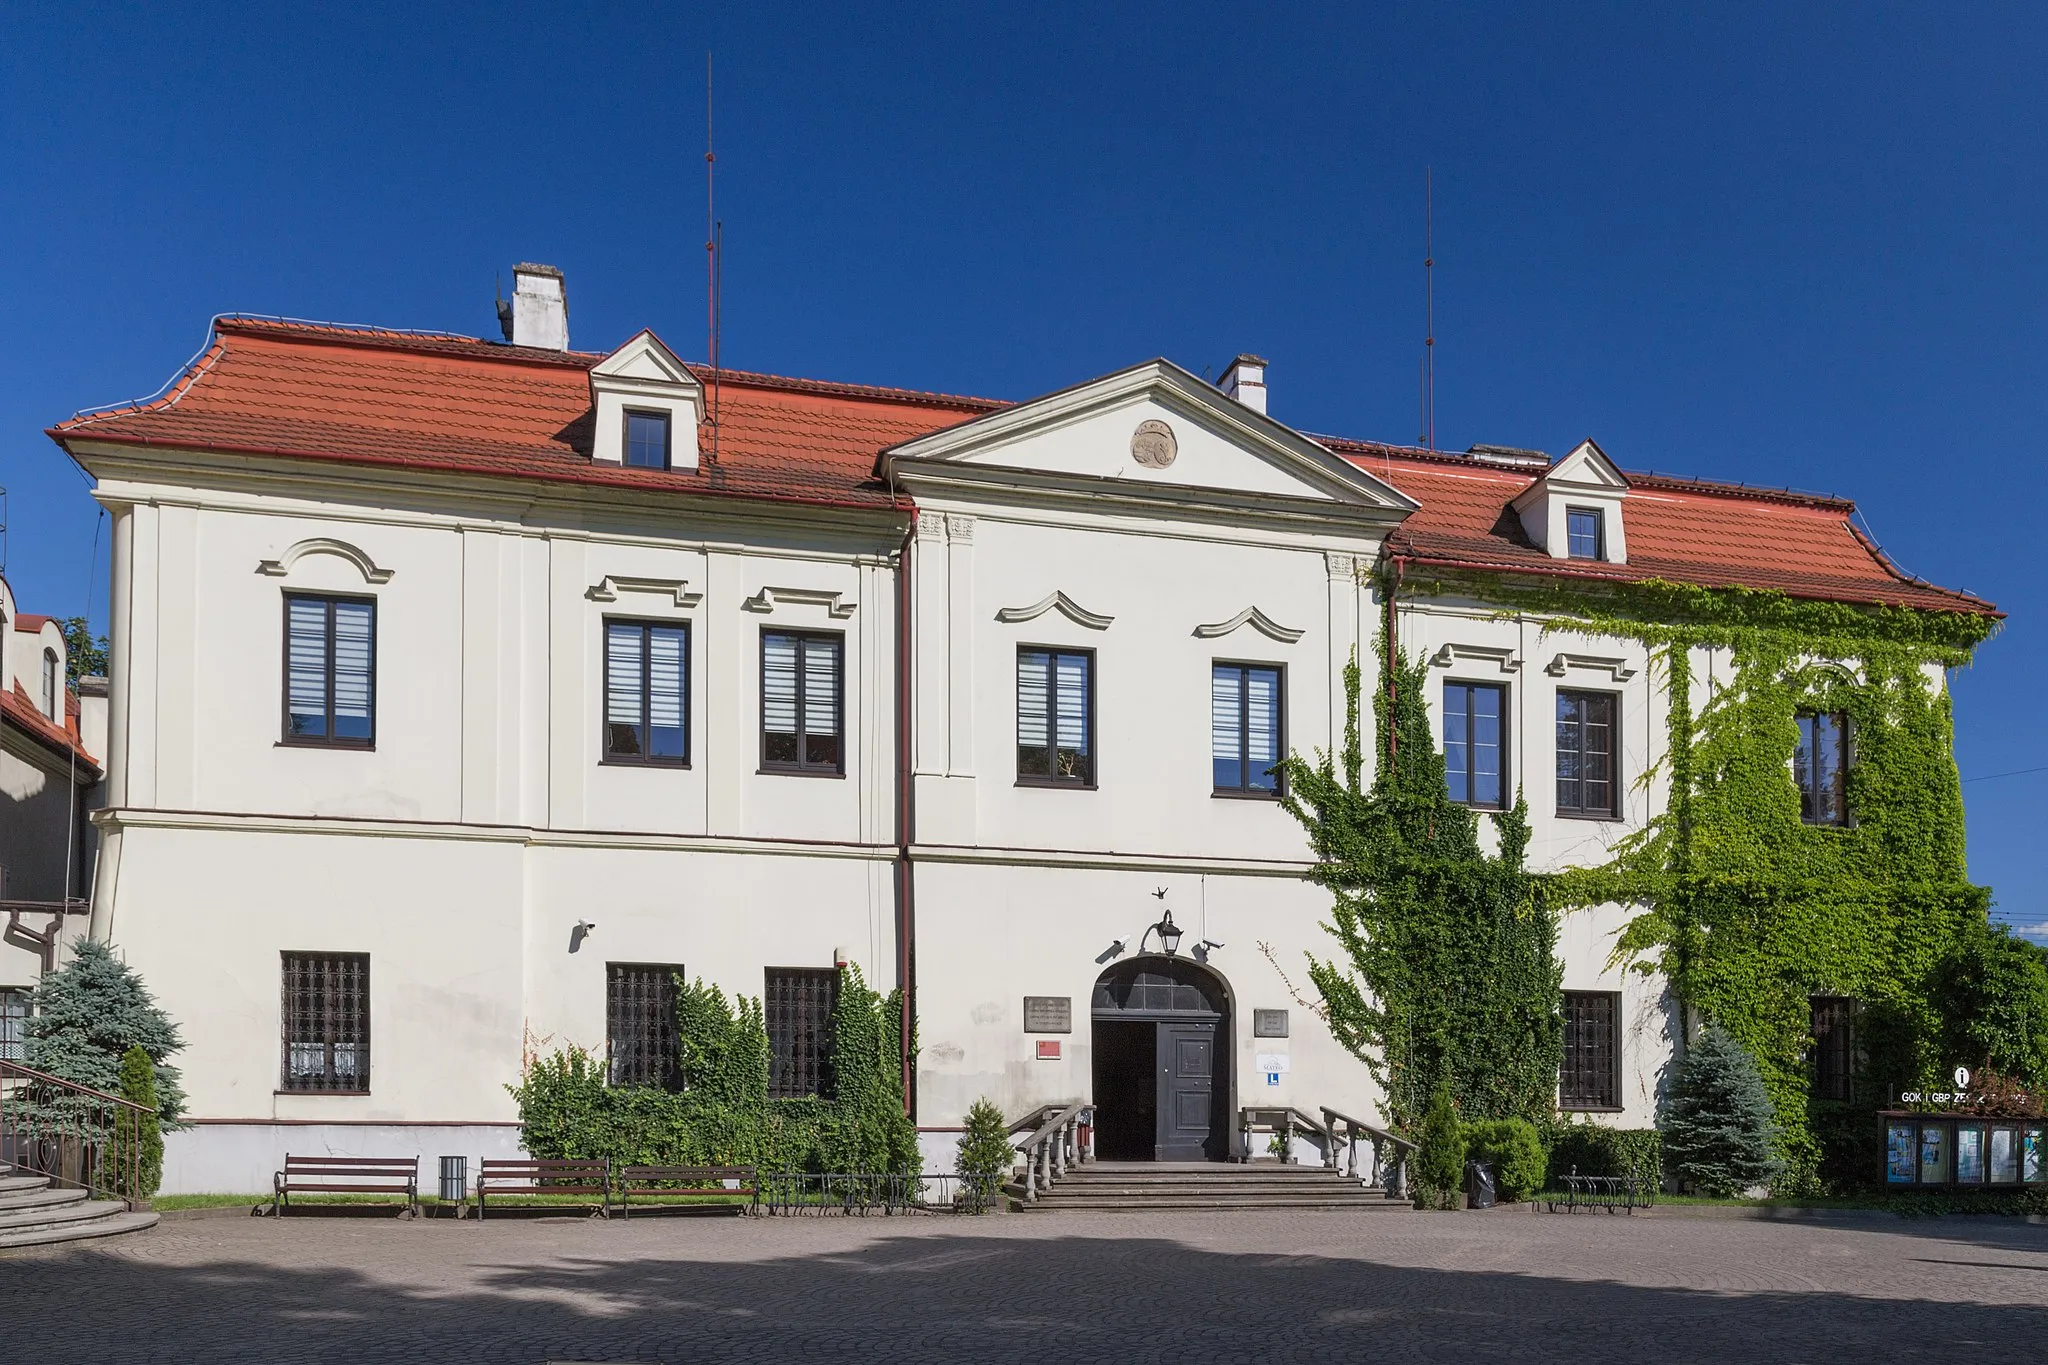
[0,1164,158,1251]
[1016,1161,1414,1212]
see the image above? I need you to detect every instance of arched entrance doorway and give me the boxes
[1090,956,1231,1161]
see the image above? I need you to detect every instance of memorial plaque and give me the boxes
[1024,996,1072,1034]
[1253,1008,1290,1038]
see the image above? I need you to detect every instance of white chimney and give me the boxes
[1218,354,1268,415]
[506,263,568,350]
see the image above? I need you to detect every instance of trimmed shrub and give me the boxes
[1661,1025,1783,1196]
[1413,1082,1465,1208]
[115,1044,164,1199]
[1464,1117,1546,1201]
[955,1099,1015,1183]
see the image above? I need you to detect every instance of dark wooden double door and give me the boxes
[1091,1016,1224,1162]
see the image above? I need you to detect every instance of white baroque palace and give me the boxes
[48,266,1993,1191]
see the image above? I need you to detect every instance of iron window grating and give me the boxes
[607,963,684,1088]
[280,952,371,1092]
[765,966,839,1099]
[1561,990,1621,1110]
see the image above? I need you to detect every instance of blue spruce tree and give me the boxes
[26,938,187,1129]
[1660,1024,1781,1196]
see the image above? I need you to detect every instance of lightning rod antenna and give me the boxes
[1424,168,1436,451]
[706,51,721,467]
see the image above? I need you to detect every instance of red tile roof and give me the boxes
[53,319,1000,512]
[1323,438,1994,616]
[50,318,1993,617]
[12,613,53,633]
[2,681,99,778]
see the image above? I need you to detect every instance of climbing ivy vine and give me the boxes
[1409,570,2017,1192]
[1279,643,1561,1130]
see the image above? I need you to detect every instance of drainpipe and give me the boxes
[893,511,918,1118]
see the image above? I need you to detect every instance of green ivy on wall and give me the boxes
[512,964,919,1174]
[1280,643,1562,1130]
[1409,570,2018,1192]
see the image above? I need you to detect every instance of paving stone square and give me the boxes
[6,1208,2048,1363]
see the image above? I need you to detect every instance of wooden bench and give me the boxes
[615,1164,758,1218]
[273,1154,418,1217]
[475,1158,611,1220]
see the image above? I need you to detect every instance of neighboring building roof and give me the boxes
[13,613,52,633]
[1,681,99,779]
[1322,438,1996,617]
[52,318,1000,513]
[50,316,1994,617]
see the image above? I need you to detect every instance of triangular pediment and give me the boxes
[1546,439,1628,492]
[881,360,1417,514]
[592,329,698,390]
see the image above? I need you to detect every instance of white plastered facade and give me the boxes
[71,352,1703,1192]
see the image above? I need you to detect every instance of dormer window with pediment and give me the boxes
[589,330,701,471]
[1513,439,1628,564]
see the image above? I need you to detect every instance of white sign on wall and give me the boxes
[1256,1053,1290,1075]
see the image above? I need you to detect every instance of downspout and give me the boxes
[893,508,918,1118]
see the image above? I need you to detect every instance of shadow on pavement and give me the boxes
[4,1218,2046,1364]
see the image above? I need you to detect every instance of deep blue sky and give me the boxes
[3,3,2041,931]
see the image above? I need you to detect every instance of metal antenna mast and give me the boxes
[706,52,722,466]
[1421,167,1435,451]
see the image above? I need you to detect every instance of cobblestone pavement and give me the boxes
[7,1208,2048,1363]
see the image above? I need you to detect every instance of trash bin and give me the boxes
[1466,1158,1496,1209]
[439,1155,468,1204]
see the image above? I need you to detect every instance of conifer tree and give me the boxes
[1413,1081,1466,1209]
[25,938,186,1128]
[1661,1024,1782,1196]
[955,1099,1016,1182]
[116,1043,164,1198]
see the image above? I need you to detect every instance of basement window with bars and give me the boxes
[0,988,27,1063]
[280,952,370,1093]
[606,963,683,1088]
[766,966,838,1099]
[283,593,376,747]
[1812,996,1856,1102]
[1561,990,1621,1111]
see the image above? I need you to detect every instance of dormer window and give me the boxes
[625,411,671,470]
[1566,507,1605,560]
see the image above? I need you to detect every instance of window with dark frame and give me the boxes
[1556,689,1618,818]
[761,631,844,774]
[625,410,672,469]
[1212,662,1283,796]
[283,594,376,746]
[765,966,838,1099]
[606,963,684,1088]
[1443,681,1507,808]
[1017,647,1094,786]
[1566,506,1605,560]
[1811,996,1855,1101]
[41,648,58,719]
[280,952,370,1093]
[604,620,689,764]
[1561,990,1621,1110]
[0,988,27,1063]
[1795,710,1849,826]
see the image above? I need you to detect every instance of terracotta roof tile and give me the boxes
[12,613,53,633]
[2,681,99,776]
[51,318,1993,617]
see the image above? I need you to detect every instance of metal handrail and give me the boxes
[1013,1100,1090,1204]
[1320,1106,1415,1195]
[0,1058,153,1209]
